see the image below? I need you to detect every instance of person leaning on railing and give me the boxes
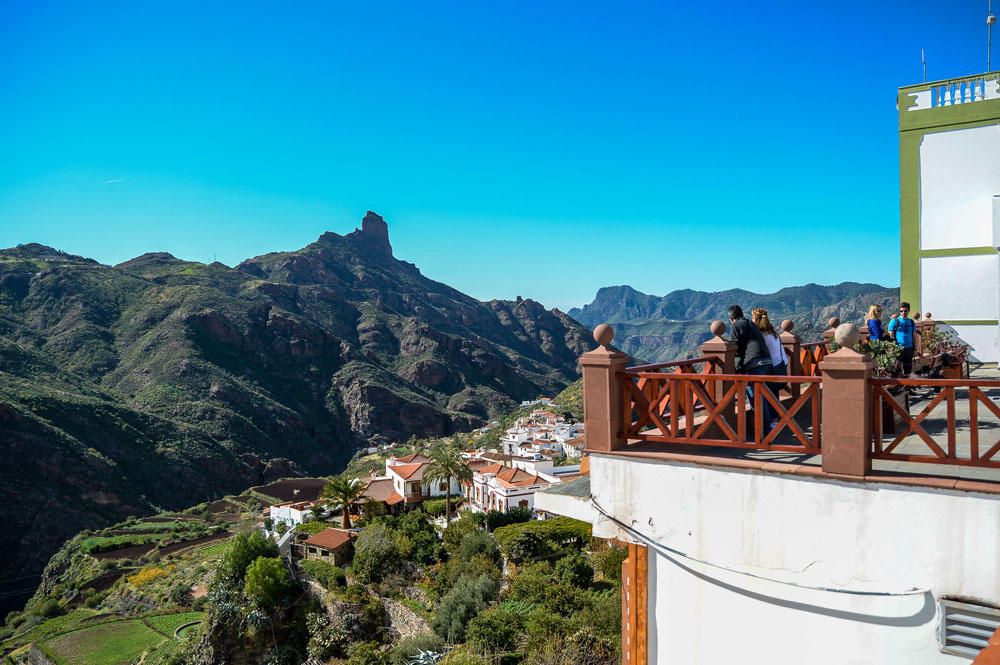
[865,304,889,342]
[888,302,916,375]
[751,307,788,433]
[728,305,774,435]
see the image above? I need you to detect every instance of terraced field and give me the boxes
[33,611,204,665]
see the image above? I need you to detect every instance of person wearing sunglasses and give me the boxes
[888,302,916,374]
[865,304,889,342]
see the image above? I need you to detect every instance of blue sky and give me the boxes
[0,1,994,310]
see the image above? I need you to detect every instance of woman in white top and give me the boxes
[751,307,788,432]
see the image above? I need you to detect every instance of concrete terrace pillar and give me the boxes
[582,324,629,453]
[822,316,841,347]
[780,319,802,397]
[819,323,873,477]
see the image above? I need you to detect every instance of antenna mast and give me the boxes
[990,0,997,72]
[921,48,927,82]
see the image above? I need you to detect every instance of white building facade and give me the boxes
[899,72,1000,362]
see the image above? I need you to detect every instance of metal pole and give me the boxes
[990,0,996,72]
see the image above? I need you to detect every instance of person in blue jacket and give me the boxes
[888,302,916,374]
[865,304,888,342]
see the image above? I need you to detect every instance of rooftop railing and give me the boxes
[900,72,1000,112]
[581,315,1000,483]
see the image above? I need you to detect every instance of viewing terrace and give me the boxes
[582,316,1000,491]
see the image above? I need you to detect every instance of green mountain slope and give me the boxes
[0,212,592,590]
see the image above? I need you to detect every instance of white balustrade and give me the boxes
[916,75,1000,110]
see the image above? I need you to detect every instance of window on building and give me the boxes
[439,481,447,491]
[940,599,1000,658]
[519,500,528,508]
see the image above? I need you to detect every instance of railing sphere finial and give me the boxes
[925,312,933,320]
[710,320,726,337]
[834,323,860,348]
[828,316,841,329]
[593,323,614,347]
[780,319,794,333]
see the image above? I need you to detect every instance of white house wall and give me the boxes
[919,124,1000,250]
[920,254,999,321]
[590,453,1000,665]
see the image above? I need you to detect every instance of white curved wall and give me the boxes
[591,453,1000,665]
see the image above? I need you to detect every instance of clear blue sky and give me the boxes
[0,1,994,310]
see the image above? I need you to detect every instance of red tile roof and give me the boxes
[394,453,430,464]
[477,463,505,476]
[363,478,395,502]
[304,528,353,551]
[390,462,426,480]
[495,467,549,489]
[385,491,405,506]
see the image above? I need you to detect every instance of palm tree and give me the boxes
[321,476,368,529]
[424,443,473,522]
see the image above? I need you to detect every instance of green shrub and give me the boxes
[301,559,347,590]
[170,582,192,606]
[352,523,401,584]
[348,640,389,665]
[484,506,532,531]
[493,517,590,562]
[432,574,497,643]
[443,514,480,555]
[307,611,348,660]
[389,632,446,665]
[591,544,628,584]
[554,553,593,588]
[421,498,447,517]
[440,648,488,665]
[465,607,521,655]
[457,531,500,564]
[244,557,296,610]
[216,531,279,586]
[507,561,552,605]
[36,598,63,618]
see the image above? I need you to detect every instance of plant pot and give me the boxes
[941,363,963,380]
[881,386,910,435]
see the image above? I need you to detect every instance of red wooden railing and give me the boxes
[799,342,829,377]
[871,378,1000,468]
[621,357,822,452]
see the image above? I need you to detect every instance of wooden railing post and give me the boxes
[700,320,736,403]
[583,324,629,453]
[818,324,873,477]
[779,319,802,397]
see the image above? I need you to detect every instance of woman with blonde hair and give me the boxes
[865,304,887,342]
[751,307,787,433]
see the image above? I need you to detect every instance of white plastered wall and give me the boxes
[590,453,1000,665]
[920,254,1000,362]
[919,124,1000,250]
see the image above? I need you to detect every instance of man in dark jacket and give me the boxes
[729,305,774,435]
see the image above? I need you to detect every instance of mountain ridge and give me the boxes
[569,281,900,363]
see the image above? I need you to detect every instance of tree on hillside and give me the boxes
[322,476,368,529]
[424,444,473,523]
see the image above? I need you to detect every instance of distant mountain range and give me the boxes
[569,282,900,363]
[0,212,592,585]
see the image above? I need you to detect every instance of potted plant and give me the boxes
[921,327,970,379]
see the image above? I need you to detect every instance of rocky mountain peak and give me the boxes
[350,210,392,257]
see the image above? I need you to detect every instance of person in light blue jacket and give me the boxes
[888,302,916,374]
